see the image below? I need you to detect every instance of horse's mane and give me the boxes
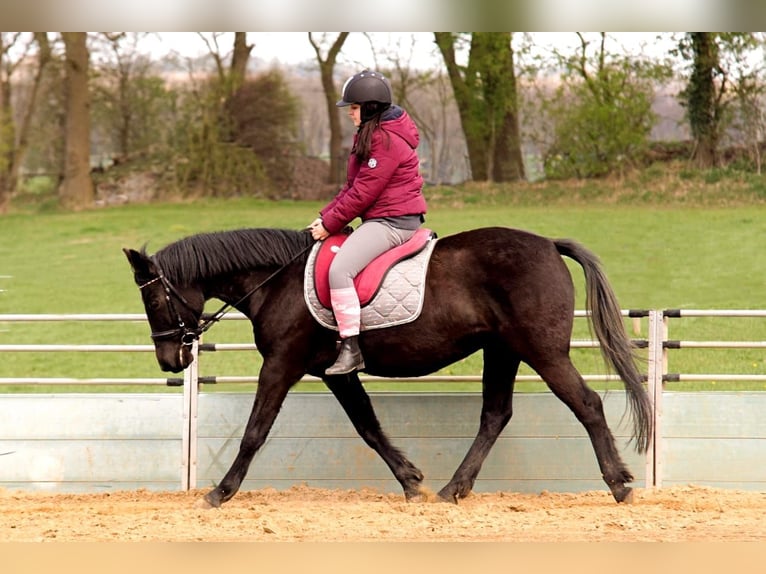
[149,228,315,285]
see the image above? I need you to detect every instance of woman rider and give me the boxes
[308,69,427,375]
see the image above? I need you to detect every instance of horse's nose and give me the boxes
[155,345,191,373]
[163,363,184,373]
[157,355,184,373]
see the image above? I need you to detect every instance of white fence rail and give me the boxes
[2,309,766,386]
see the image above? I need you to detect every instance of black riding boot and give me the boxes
[325,336,365,375]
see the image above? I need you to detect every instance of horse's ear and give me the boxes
[123,248,150,275]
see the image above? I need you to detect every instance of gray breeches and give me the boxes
[328,220,417,290]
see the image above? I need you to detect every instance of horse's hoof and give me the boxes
[406,492,429,503]
[404,485,433,503]
[196,497,216,509]
[435,490,459,504]
[203,490,223,508]
[613,486,634,504]
[618,488,635,504]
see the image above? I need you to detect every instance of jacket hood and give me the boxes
[380,105,419,149]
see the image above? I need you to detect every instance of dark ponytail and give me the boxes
[352,101,390,160]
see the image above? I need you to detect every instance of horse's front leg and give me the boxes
[203,367,295,508]
[324,373,426,501]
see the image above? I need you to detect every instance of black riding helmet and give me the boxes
[336,70,392,107]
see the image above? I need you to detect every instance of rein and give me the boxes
[140,241,315,345]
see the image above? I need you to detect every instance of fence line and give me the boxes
[648,309,765,488]
[0,311,641,386]
[1,310,764,491]
[0,340,612,354]
[0,344,155,352]
[659,310,766,386]
[1,310,764,389]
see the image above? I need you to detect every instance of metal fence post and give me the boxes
[645,310,666,489]
[181,340,199,490]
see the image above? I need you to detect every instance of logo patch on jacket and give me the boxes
[367,158,377,168]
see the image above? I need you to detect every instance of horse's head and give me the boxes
[123,247,204,373]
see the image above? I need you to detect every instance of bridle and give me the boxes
[138,268,201,346]
[138,241,315,346]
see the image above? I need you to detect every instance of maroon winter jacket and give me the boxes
[319,106,426,234]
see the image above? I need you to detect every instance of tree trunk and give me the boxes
[58,32,94,210]
[688,32,719,168]
[487,34,525,182]
[309,32,349,185]
[435,32,525,182]
[230,32,252,94]
[0,34,13,212]
[435,32,487,181]
[8,33,52,198]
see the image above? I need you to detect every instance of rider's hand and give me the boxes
[308,218,330,241]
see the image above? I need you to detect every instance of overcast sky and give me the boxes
[141,32,678,70]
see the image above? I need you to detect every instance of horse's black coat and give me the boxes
[125,226,652,507]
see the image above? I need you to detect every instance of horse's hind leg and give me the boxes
[325,373,426,500]
[534,357,635,503]
[437,348,520,503]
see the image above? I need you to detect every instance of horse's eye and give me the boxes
[147,296,163,311]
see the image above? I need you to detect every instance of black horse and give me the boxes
[124,226,652,508]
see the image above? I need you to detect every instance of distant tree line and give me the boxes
[0,32,764,213]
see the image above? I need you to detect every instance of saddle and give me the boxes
[303,227,437,331]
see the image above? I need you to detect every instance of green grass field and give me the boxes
[1,177,765,393]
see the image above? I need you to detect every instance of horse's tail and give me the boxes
[554,238,653,454]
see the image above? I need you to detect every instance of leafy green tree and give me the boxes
[90,33,173,162]
[434,32,525,182]
[538,33,672,179]
[728,51,766,173]
[676,32,764,170]
[677,33,721,168]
